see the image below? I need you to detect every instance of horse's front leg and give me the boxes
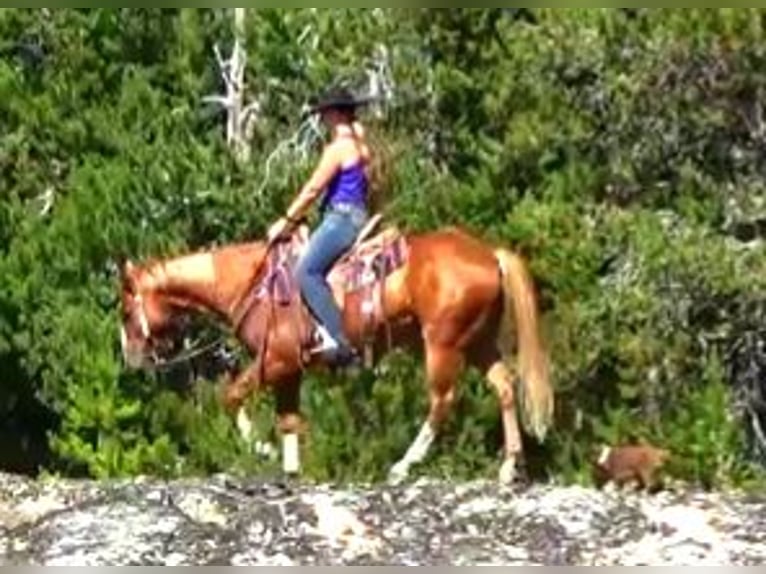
[273,376,307,476]
[221,359,275,459]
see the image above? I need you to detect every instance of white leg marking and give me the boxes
[236,408,277,460]
[388,422,435,485]
[499,456,517,486]
[282,433,300,475]
[236,408,254,443]
[120,326,128,360]
[598,445,612,466]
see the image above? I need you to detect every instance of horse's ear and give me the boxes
[123,260,136,277]
[119,259,137,291]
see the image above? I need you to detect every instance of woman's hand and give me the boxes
[266,216,290,243]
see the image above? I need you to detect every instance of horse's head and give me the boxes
[118,259,180,369]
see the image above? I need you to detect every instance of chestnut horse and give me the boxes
[118,222,553,485]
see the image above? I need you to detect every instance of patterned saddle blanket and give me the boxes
[253,220,408,317]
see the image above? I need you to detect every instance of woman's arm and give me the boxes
[285,144,340,222]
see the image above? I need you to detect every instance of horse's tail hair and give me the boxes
[493,247,554,442]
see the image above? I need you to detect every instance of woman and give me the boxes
[267,86,373,367]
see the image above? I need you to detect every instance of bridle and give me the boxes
[121,288,227,371]
[133,292,152,340]
[120,289,158,365]
[119,238,284,373]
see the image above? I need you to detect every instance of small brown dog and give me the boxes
[592,444,671,492]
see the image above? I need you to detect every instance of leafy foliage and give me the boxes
[2,8,766,490]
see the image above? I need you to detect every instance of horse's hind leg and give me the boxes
[388,341,463,485]
[485,359,523,485]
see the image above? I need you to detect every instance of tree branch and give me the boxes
[203,8,260,164]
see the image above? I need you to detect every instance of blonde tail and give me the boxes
[493,248,554,442]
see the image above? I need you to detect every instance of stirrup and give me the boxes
[323,345,362,369]
[308,324,340,355]
[307,325,360,368]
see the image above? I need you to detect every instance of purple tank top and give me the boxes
[322,161,368,212]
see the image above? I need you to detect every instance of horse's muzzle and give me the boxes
[120,326,150,370]
[123,350,149,370]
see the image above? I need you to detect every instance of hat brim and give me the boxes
[306,94,378,116]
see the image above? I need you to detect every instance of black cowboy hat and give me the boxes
[305,85,376,116]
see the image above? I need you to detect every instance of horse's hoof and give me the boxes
[387,464,408,486]
[254,440,277,460]
[498,458,517,486]
[236,409,254,443]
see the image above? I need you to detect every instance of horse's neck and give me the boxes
[147,253,233,319]
[143,243,266,322]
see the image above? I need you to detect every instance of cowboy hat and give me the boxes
[305,85,376,116]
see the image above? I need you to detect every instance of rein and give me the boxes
[128,232,296,374]
[147,335,230,372]
[127,274,234,372]
[230,226,304,334]
[230,238,280,335]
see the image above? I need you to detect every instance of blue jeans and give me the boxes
[295,204,367,348]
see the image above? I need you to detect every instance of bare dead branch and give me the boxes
[204,8,261,164]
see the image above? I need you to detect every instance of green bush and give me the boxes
[1,8,766,490]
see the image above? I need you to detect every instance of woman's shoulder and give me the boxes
[351,121,365,138]
[330,128,369,161]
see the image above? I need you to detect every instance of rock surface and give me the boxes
[1,472,765,565]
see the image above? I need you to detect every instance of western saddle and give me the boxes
[249,213,409,367]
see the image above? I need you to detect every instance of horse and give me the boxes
[118,219,554,485]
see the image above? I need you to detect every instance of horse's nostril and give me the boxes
[133,352,151,370]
